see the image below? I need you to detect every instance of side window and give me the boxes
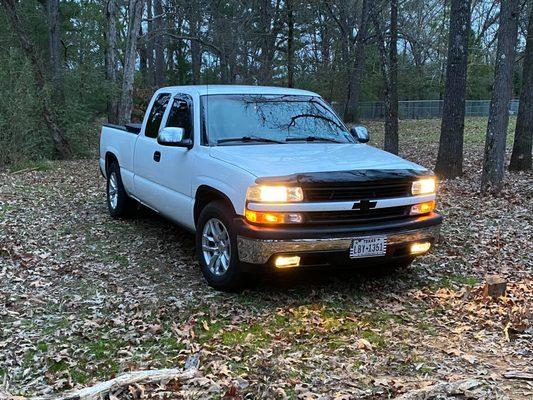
[166,98,193,139]
[145,93,171,138]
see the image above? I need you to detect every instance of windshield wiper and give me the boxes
[217,136,285,144]
[285,136,343,143]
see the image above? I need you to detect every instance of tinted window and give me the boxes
[145,93,170,138]
[166,98,192,139]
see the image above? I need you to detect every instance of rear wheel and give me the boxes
[196,201,244,291]
[106,162,134,218]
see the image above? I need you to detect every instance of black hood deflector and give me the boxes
[256,169,432,186]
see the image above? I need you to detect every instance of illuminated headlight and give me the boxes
[411,177,436,195]
[246,185,304,203]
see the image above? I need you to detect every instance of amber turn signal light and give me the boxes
[410,200,436,215]
[245,210,303,224]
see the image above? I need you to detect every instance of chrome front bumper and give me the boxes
[237,225,441,265]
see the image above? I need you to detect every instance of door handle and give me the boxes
[153,151,161,162]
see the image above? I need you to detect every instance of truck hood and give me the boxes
[209,143,426,178]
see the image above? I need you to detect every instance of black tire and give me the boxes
[106,162,134,219]
[196,200,244,291]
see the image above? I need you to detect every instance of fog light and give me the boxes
[410,242,431,255]
[275,255,301,268]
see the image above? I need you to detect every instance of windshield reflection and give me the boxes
[201,94,354,145]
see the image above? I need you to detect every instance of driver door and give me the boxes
[145,95,196,227]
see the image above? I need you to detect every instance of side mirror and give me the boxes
[350,125,370,143]
[157,127,192,148]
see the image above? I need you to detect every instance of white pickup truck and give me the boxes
[99,85,442,291]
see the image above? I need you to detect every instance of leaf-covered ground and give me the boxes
[1,119,531,399]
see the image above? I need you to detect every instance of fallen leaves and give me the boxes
[0,125,532,399]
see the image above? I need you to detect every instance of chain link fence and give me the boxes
[331,100,520,120]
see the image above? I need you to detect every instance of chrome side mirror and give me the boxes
[157,127,192,148]
[350,125,370,143]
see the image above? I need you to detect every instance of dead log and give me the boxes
[503,370,533,381]
[395,379,481,400]
[34,368,197,400]
[483,275,507,298]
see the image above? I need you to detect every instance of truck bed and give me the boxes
[99,123,139,193]
[103,123,142,134]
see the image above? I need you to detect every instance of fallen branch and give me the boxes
[34,368,197,400]
[394,379,481,400]
[10,167,39,175]
[503,370,533,381]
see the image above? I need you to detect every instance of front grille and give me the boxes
[304,206,410,225]
[304,181,412,202]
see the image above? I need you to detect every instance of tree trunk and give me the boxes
[509,3,533,172]
[435,0,471,178]
[344,0,370,122]
[190,15,201,84]
[117,0,144,125]
[153,0,166,86]
[384,0,399,155]
[481,0,520,193]
[257,0,282,85]
[139,23,148,81]
[1,0,72,159]
[105,0,119,124]
[146,0,155,86]
[287,0,294,88]
[44,0,62,100]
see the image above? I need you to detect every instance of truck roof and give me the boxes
[154,85,319,97]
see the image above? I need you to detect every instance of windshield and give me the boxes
[201,94,354,145]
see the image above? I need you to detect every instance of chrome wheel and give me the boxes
[108,172,118,210]
[202,218,231,276]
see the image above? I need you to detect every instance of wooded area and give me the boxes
[0,0,532,191]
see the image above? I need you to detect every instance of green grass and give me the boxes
[9,159,54,173]
[364,117,516,147]
[433,273,479,289]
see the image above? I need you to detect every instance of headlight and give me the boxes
[246,185,304,203]
[411,177,436,195]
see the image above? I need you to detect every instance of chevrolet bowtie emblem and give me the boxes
[353,200,377,211]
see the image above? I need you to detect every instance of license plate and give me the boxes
[349,236,387,258]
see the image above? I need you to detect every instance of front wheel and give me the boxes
[196,201,244,291]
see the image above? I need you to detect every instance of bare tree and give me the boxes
[257,0,284,85]
[344,0,370,122]
[38,0,62,100]
[287,0,295,88]
[153,0,166,86]
[189,4,202,84]
[105,0,119,124]
[117,0,144,125]
[435,0,471,178]
[481,0,520,193]
[372,0,399,154]
[509,1,533,172]
[1,0,72,158]
[145,0,155,86]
